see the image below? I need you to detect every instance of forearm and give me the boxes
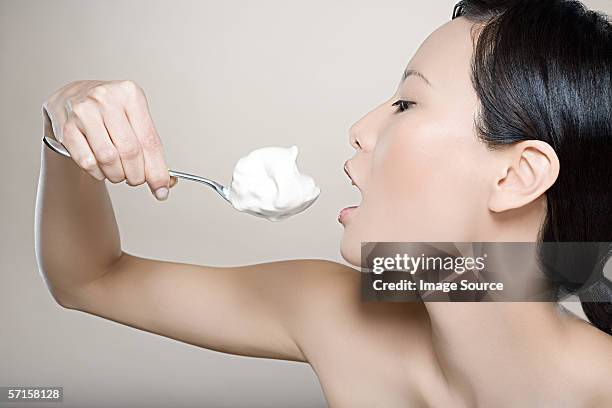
[35,114,121,304]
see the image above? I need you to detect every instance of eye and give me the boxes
[391,100,416,113]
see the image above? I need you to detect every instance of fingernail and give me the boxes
[154,187,169,201]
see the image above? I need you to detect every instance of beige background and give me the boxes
[1,1,610,407]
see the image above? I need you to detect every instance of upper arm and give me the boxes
[67,252,359,363]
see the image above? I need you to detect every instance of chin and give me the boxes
[340,230,361,267]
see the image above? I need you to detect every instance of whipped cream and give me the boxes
[225,146,320,221]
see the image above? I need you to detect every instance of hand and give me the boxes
[43,80,176,200]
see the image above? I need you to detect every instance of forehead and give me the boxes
[405,17,476,95]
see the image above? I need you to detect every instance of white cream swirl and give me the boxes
[225,146,320,221]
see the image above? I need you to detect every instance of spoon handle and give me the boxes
[167,170,228,200]
[42,136,229,201]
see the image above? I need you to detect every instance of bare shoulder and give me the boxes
[291,259,428,328]
[288,259,435,405]
[561,316,612,405]
[289,259,430,358]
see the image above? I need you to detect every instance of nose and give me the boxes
[349,120,377,152]
[348,101,387,152]
[348,122,363,150]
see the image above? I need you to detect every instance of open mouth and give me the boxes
[339,161,361,224]
[338,205,358,223]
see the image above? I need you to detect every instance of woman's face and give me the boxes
[340,17,497,266]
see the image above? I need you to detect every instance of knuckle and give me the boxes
[64,97,76,113]
[117,142,142,160]
[96,146,119,165]
[71,99,97,118]
[61,121,76,139]
[87,171,103,181]
[108,175,125,184]
[86,85,111,103]
[118,80,142,96]
[127,176,146,186]
[141,133,161,151]
[79,155,97,171]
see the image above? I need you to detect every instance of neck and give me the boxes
[421,199,572,403]
[425,301,568,404]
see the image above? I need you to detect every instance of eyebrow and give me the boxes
[401,68,432,87]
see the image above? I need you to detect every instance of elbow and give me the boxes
[56,285,84,309]
[35,249,87,310]
[46,281,81,310]
[50,290,77,310]
[37,266,81,310]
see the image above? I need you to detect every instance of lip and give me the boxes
[344,161,359,189]
[339,160,361,224]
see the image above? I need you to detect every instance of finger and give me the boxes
[169,176,178,188]
[120,82,170,200]
[70,100,125,183]
[94,91,145,186]
[61,120,105,181]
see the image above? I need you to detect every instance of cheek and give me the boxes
[355,116,488,241]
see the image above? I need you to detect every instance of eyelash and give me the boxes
[391,100,416,113]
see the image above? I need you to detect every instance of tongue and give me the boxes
[340,206,358,217]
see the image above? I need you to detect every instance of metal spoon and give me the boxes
[43,136,230,201]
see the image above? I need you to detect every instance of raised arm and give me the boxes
[34,80,360,362]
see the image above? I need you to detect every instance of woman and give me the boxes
[35,0,612,406]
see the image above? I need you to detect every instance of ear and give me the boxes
[488,140,560,213]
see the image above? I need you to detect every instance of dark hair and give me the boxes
[452,0,612,334]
